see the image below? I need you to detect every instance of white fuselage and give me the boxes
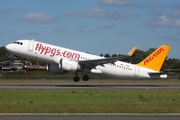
[6,40,161,79]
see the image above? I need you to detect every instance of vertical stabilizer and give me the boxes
[136,45,170,71]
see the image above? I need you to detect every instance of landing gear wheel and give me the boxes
[73,76,80,82]
[73,72,80,82]
[82,75,89,81]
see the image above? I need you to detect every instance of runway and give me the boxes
[0,83,180,90]
[0,114,180,120]
[1,83,180,119]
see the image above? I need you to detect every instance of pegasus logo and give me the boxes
[144,47,164,65]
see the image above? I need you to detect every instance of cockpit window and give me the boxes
[14,42,23,45]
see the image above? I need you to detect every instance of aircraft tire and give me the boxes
[73,76,80,82]
[82,75,89,81]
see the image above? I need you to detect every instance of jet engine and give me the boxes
[46,64,63,74]
[59,58,81,71]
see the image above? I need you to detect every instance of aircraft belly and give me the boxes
[96,65,134,78]
[95,65,152,79]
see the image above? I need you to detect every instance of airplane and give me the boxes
[6,39,170,82]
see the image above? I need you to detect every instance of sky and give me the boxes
[0,0,180,59]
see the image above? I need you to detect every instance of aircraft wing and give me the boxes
[79,46,138,69]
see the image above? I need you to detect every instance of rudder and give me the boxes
[136,45,170,71]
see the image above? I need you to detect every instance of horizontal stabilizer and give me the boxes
[148,72,167,78]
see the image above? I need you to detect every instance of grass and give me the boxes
[0,90,180,113]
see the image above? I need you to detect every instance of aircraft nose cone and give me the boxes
[6,44,11,51]
[6,44,14,52]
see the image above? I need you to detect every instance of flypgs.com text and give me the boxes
[35,43,80,60]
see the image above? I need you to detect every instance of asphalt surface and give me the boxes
[1,83,180,90]
[0,114,180,120]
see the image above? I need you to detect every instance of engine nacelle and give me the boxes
[47,64,63,74]
[59,59,81,71]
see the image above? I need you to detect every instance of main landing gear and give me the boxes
[73,72,89,82]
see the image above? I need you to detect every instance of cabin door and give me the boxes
[28,40,38,58]
[28,40,34,52]
[134,66,140,76]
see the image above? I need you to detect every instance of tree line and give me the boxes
[100,48,180,70]
[0,46,180,70]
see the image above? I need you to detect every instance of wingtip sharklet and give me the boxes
[127,46,138,57]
